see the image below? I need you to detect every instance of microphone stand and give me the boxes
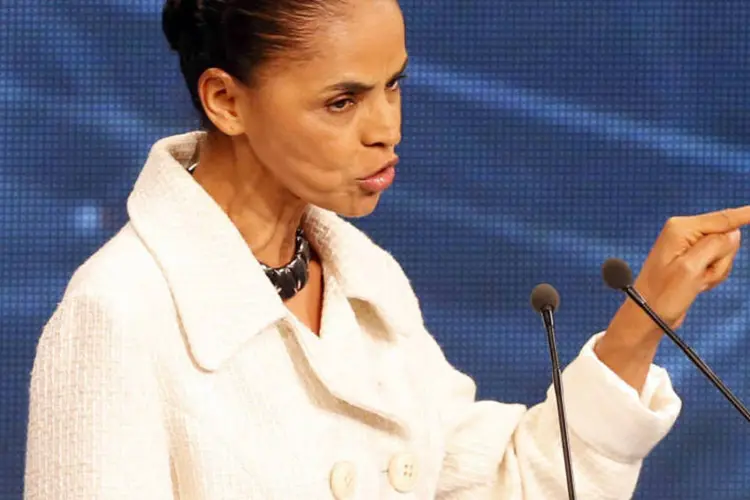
[539,306,577,500]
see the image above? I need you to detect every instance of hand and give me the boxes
[596,206,750,391]
[610,206,750,346]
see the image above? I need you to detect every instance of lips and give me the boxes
[357,157,399,193]
[360,157,399,179]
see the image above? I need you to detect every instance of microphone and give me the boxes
[601,258,750,424]
[530,283,576,500]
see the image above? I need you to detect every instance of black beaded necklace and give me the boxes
[187,162,312,300]
[260,227,312,300]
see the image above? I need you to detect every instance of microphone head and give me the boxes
[602,258,634,290]
[530,283,560,313]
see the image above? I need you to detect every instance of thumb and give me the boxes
[680,230,740,274]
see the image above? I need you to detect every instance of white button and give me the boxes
[330,461,357,499]
[387,452,419,493]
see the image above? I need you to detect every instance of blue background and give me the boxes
[2,1,749,498]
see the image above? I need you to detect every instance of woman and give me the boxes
[24,0,749,498]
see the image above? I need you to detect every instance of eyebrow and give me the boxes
[324,57,409,94]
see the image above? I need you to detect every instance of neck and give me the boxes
[191,133,307,268]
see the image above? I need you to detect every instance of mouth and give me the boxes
[356,157,399,193]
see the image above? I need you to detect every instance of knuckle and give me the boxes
[663,216,683,234]
[731,232,742,248]
[706,233,727,252]
[676,258,698,277]
[720,209,734,230]
[717,232,731,246]
[721,232,740,252]
[705,259,734,288]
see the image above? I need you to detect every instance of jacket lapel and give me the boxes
[127,132,287,372]
[295,208,426,433]
[289,273,414,434]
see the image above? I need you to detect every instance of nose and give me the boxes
[362,97,402,149]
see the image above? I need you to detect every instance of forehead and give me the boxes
[266,0,407,86]
[324,0,406,54]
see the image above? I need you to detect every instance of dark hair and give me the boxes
[162,0,341,129]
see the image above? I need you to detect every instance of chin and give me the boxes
[326,192,383,219]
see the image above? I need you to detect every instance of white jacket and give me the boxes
[25,132,681,499]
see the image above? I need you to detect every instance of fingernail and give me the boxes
[729,229,741,243]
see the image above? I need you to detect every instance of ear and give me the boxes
[197,68,247,136]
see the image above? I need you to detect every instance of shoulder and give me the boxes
[67,224,169,304]
[41,223,174,347]
[30,224,177,406]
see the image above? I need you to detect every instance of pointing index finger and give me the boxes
[694,206,750,234]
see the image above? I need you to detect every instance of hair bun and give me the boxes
[162,0,200,52]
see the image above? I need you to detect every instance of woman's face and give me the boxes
[235,0,407,218]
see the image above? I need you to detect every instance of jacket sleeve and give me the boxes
[425,330,681,499]
[24,294,175,500]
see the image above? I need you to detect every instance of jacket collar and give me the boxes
[127,131,420,371]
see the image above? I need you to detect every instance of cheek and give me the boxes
[254,118,362,195]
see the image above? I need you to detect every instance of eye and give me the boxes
[327,97,356,113]
[387,73,408,91]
